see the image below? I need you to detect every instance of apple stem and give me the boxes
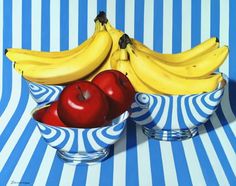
[77,86,86,100]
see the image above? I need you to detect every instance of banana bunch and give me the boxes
[5,11,227,95]
[111,34,227,95]
[5,13,111,85]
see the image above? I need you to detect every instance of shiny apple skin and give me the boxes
[58,81,109,128]
[92,70,135,120]
[41,101,66,127]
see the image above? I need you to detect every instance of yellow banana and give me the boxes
[84,21,124,81]
[131,37,219,63]
[137,46,228,78]
[21,30,112,85]
[6,21,101,63]
[126,44,223,95]
[111,49,160,94]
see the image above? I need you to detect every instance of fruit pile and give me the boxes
[5,11,228,95]
[34,70,135,128]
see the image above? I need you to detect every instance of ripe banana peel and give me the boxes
[131,37,219,63]
[126,44,223,95]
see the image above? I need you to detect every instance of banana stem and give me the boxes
[120,49,129,60]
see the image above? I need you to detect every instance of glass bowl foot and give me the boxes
[142,126,198,141]
[57,148,110,165]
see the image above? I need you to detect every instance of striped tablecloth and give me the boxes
[0,0,235,185]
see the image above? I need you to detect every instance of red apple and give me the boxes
[57,80,109,128]
[41,101,66,127]
[92,70,135,120]
[34,107,48,122]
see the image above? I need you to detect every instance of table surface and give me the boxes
[0,0,236,185]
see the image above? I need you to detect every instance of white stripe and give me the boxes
[50,0,60,51]
[160,142,178,186]
[136,126,152,186]
[171,96,180,129]
[163,0,173,53]
[0,99,35,172]
[198,125,230,185]
[210,114,236,175]
[106,0,116,26]
[31,0,41,51]
[0,0,3,101]
[59,164,76,186]
[201,0,211,41]
[143,0,154,49]
[124,0,135,37]
[69,0,79,49]
[113,127,127,186]
[33,146,56,186]
[87,0,97,37]
[7,127,41,185]
[182,139,206,185]
[181,0,191,51]
[85,163,101,186]
[0,0,22,135]
[219,0,229,74]
[78,129,86,152]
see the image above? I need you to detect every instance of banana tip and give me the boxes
[4,49,8,55]
[215,37,219,42]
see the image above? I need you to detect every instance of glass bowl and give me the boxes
[130,74,227,141]
[32,103,129,165]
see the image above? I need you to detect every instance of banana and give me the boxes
[5,21,101,63]
[137,46,228,78]
[131,37,219,63]
[111,49,160,94]
[126,44,223,95]
[21,29,112,85]
[84,21,124,81]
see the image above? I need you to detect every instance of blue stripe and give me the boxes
[0,120,35,184]
[126,118,139,186]
[60,0,69,50]
[153,0,163,52]
[116,0,125,31]
[41,0,50,51]
[192,134,219,184]
[210,0,220,39]
[20,138,48,184]
[72,165,88,185]
[164,96,173,129]
[78,0,88,44]
[204,120,235,184]
[172,142,192,185]
[70,130,79,152]
[148,139,165,185]
[191,0,201,47]
[192,96,209,118]
[46,155,64,185]
[172,0,182,54]
[0,0,12,117]
[22,0,31,49]
[99,146,114,186]
[184,96,201,125]
[134,0,144,42]
[97,0,106,13]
